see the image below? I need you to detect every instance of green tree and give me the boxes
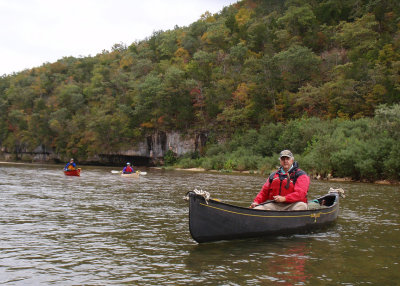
[273,45,321,91]
[133,73,164,129]
[277,4,317,37]
[55,83,85,114]
[334,13,379,60]
[187,50,215,83]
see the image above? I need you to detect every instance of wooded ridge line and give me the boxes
[0,0,399,181]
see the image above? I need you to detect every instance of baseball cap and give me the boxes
[279,150,294,159]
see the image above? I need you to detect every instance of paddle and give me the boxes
[258,199,275,205]
[111,170,147,175]
[250,199,275,208]
[65,167,80,172]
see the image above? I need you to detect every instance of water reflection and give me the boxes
[266,242,310,285]
[186,238,312,285]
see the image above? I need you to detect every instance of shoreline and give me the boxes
[150,166,398,185]
[1,161,397,185]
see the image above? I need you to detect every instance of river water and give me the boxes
[0,163,399,285]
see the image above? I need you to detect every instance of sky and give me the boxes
[0,0,234,76]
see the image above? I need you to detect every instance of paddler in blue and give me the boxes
[64,158,77,171]
[122,162,134,174]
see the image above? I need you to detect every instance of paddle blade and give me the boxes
[111,170,121,174]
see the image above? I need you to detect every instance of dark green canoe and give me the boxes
[187,190,341,243]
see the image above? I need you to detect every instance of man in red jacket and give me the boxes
[250,150,310,211]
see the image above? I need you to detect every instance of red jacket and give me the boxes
[253,164,310,204]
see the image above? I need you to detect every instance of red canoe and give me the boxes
[64,168,81,176]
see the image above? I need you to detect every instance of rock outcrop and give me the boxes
[0,131,208,166]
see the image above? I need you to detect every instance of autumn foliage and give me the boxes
[0,0,399,179]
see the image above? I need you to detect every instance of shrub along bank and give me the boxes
[172,105,400,182]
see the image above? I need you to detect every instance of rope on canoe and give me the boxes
[329,187,346,198]
[183,188,211,204]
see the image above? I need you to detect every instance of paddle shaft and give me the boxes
[112,170,146,175]
[250,199,275,208]
[64,168,80,171]
[258,199,275,206]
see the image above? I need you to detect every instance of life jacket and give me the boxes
[267,161,307,202]
[67,163,76,170]
[124,166,133,173]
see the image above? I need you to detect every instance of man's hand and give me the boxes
[249,202,257,208]
[273,195,286,203]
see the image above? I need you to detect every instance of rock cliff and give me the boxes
[0,131,208,166]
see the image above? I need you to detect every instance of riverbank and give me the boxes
[151,166,259,175]
[150,166,398,185]
[1,161,397,185]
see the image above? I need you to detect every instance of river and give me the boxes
[0,163,399,285]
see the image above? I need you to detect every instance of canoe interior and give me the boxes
[121,172,140,179]
[188,192,340,243]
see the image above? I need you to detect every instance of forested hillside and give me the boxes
[1,0,399,180]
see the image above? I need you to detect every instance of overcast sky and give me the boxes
[0,0,234,76]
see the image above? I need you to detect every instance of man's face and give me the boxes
[280,156,294,171]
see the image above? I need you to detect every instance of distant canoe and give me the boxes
[186,189,342,243]
[121,172,140,179]
[64,168,81,176]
